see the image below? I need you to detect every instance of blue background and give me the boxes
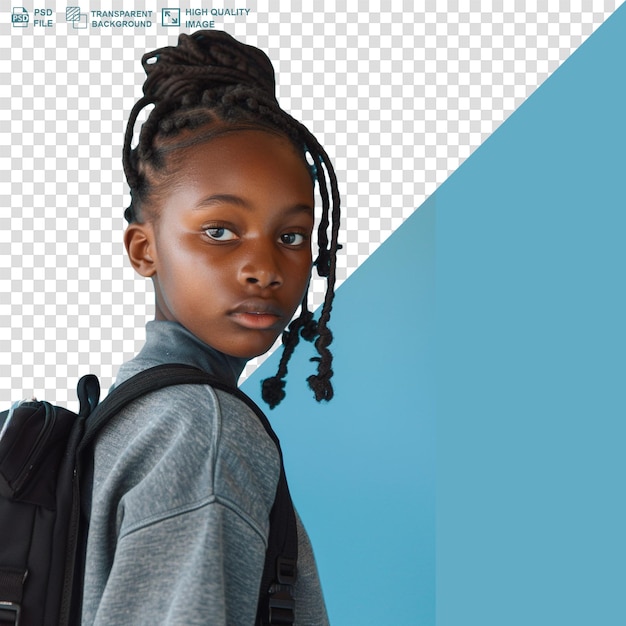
[245,5,626,624]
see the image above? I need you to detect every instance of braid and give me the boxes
[124,30,341,408]
[261,302,315,409]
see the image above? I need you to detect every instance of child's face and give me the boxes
[125,129,315,359]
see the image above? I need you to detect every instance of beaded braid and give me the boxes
[122,30,341,408]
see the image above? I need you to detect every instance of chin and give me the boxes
[219,336,281,361]
[233,345,276,360]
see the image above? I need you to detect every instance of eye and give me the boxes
[280,232,307,246]
[204,226,237,241]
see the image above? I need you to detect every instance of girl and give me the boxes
[81,31,341,625]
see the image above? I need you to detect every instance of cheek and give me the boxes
[292,255,313,295]
[159,239,239,304]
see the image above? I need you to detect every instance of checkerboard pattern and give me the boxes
[0,1,618,403]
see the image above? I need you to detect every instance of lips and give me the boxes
[229,300,285,330]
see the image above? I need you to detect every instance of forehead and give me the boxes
[179,128,307,173]
[154,122,303,165]
[157,129,315,215]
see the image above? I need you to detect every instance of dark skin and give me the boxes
[124,129,315,360]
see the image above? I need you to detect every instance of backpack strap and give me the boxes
[81,363,298,626]
[0,568,25,626]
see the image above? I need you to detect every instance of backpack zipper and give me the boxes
[58,467,81,626]
[11,401,56,495]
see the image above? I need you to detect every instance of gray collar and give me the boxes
[131,320,248,387]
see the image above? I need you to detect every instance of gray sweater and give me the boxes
[81,321,329,625]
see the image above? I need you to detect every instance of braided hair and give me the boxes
[122,31,341,408]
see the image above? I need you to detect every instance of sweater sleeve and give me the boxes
[81,384,280,626]
[91,501,267,625]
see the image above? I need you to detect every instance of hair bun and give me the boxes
[140,30,276,104]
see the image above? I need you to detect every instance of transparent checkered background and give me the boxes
[0,1,619,405]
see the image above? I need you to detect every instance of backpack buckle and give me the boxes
[0,601,21,626]
[267,556,296,624]
[268,584,295,625]
[276,556,296,585]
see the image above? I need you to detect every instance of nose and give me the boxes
[238,241,283,289]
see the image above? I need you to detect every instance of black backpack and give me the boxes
[0,363,298,626]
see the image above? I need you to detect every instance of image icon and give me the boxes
[161,8,180,27]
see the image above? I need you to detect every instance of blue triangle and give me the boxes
[436,6,626,626]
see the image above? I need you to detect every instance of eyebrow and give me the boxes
[194,194,314,215]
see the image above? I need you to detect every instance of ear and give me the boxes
[124,222,157,277]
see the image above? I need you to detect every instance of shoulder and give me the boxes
[91,381,280,538]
